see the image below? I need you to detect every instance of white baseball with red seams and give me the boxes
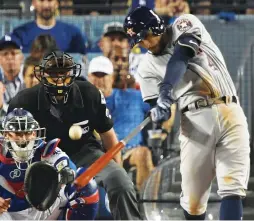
[69,125,83,140]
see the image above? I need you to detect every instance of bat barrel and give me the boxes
[75,142,125,187]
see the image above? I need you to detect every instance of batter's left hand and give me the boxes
[150,101,171,123]
[150,83,173,123]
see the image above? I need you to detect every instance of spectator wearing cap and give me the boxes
[98,21,145,80]
[10,0,87,55]
[88,56,114,98]
[0,35,25,113]
[88,56,154,192]
[98,21,129,57]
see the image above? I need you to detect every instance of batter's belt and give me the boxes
[181,95,238,114]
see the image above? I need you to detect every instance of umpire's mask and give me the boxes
[34,50,82,104]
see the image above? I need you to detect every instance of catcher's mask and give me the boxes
[34,50,82,104]
[1,108,46,170]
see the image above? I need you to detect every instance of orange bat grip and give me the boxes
[74,141,125,188]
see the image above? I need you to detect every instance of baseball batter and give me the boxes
[124,6,250,220]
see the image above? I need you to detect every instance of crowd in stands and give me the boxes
[0,0,251,18]
[0,0,248,194]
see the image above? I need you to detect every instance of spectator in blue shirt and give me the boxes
[11,0,87,55]
[88,56,154,191]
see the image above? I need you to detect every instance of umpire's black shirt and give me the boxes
[8,81,113,157]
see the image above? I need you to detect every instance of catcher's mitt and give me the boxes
[24,161,62,211]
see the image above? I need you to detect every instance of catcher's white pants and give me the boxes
[0,187,68,220]
[179,103,250,215]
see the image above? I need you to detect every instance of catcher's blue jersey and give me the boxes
[0,138,73,212]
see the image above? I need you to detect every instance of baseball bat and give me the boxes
[74,116,151,188]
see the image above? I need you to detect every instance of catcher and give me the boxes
[0,108,99,220]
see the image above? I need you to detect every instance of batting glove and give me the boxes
[150,83,173,124]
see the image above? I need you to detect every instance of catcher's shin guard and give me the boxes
[64,167,99,220]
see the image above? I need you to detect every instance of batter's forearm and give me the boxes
[162,46,190,90]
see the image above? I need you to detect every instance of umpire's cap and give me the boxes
[124,6,165,48]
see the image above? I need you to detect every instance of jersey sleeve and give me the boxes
[136,55,160,102]
[94,89,113,133]
[172,14,204,44]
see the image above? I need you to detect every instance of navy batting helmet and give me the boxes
[124,6,165,48]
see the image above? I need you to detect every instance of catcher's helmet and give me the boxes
[124,6,165,48]
[1,108,46,169]
[34,50,81,104]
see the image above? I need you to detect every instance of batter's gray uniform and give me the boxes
[137,14,250,215]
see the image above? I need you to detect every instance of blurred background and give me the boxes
[0,0,254,220]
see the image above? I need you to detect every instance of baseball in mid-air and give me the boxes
[69,125,82,140]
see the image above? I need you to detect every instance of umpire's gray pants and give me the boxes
[71,146,142,220]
